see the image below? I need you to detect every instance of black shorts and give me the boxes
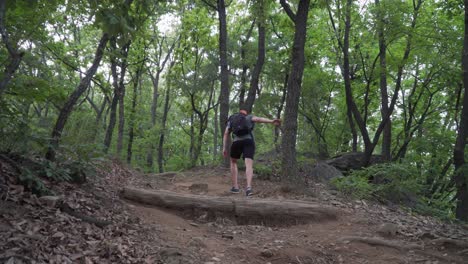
[230,139,255,160]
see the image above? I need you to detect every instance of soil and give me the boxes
[1,159,468,264]
[126,165,468,264]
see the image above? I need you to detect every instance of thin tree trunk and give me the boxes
[0,0,24,98]
[146,38,177,169]
[146,73,160,169]
[239,20,256,106]
[244,3,266,112]
[280,0,310,182]
[191,81,216,165]
[117,42,130,156]
[213,89,219,158]
[103,39,129,155]
[127,67,143,164]
[453,0,468,221]
[217,0,230,166]
[158,85,171,173]
[189,112,195,166]
[87,96,107,142]
[275,73,288,151]
[327,0,358,152]
[46,33,109,161]
[117,83,126,156]
[375,0,391,161]
[103,39,120,154]
[157,57,177,173]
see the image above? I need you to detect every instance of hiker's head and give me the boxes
[239,108,248,115]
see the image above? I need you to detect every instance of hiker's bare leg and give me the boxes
[245,158,253,188]
[230,158,239,188]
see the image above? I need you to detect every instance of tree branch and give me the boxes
[280,0,296,23]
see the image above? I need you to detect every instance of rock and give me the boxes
[222,233,234,240]
[419,232,438,240]
[39,196,61,208]
[309,162,343,183]
[188,237,206,248]
[260,249,274,258]
[326,152,384,171]
[377,223,398,237]
[189,183,209,194]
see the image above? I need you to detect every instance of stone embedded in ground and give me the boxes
[189,183,209,193]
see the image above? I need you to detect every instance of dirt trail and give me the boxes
[126,166,468,264]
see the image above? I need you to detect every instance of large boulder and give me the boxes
[308,162,343,183]
[326,152,384,172]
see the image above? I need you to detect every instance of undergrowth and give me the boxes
[331,163,456,220]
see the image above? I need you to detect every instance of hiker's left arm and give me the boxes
[252,116,281,126]
[222,127,230,157]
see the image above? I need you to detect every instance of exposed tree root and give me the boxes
[340,236,466,264]
[58,201,111,228]
[121,187,339,226]
[431,238,468,249]
[339,236,423,250]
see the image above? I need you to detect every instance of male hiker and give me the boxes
[222,108,281,196]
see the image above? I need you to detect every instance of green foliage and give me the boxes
[331,174,374,200]
[17,155,96,195]
[332,162,456,219]
[40,159,72,182]
[0,0,465,219]
[19,168,49,195]
[253,163,273,180]
[356,163,423,204]
[416,195,455,220]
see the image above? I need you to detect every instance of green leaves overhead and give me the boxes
[0,0,466,218]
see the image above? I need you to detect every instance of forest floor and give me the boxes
[1,158,468,263]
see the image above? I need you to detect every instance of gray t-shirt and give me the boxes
[227,114,254,142]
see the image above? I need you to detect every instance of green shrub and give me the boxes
[332,162,455,218]
[254,163,273,180]
[331,174,374,199]
[363,163,423,206]
[19,168,49,195]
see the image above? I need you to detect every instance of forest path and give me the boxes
[125,166,468,264]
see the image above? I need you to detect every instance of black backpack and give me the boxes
[229,113,252,136]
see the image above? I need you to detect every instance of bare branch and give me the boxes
[280,0,296,23]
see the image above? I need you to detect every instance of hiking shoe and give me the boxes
[245,187,253,196]
[230,187,240,194]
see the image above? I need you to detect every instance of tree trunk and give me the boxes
[244,10,266,112]
[157,59,176,173]
[213,96,219,158]
[117,42,130,156]
[127,67,142,164]
[87,96,107,142]
[103,40,120,154]
[0,0,24,98]
[103,39,129,155]
[121,187,338,225]
[453,0,468,221]
[327,0,358,153]
[46,33,109,161]
[104,93,119,153]
[158,86,171,173]
[117,80,126,156]
[280,0,310,182]
[217,0,230,166]
[375,0,391,161]
[239,20,255,107]
[275,73,288,151]
[147,37,177,170]
[146,72,161,169]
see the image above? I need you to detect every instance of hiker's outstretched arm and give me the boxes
[252,116,281,126]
